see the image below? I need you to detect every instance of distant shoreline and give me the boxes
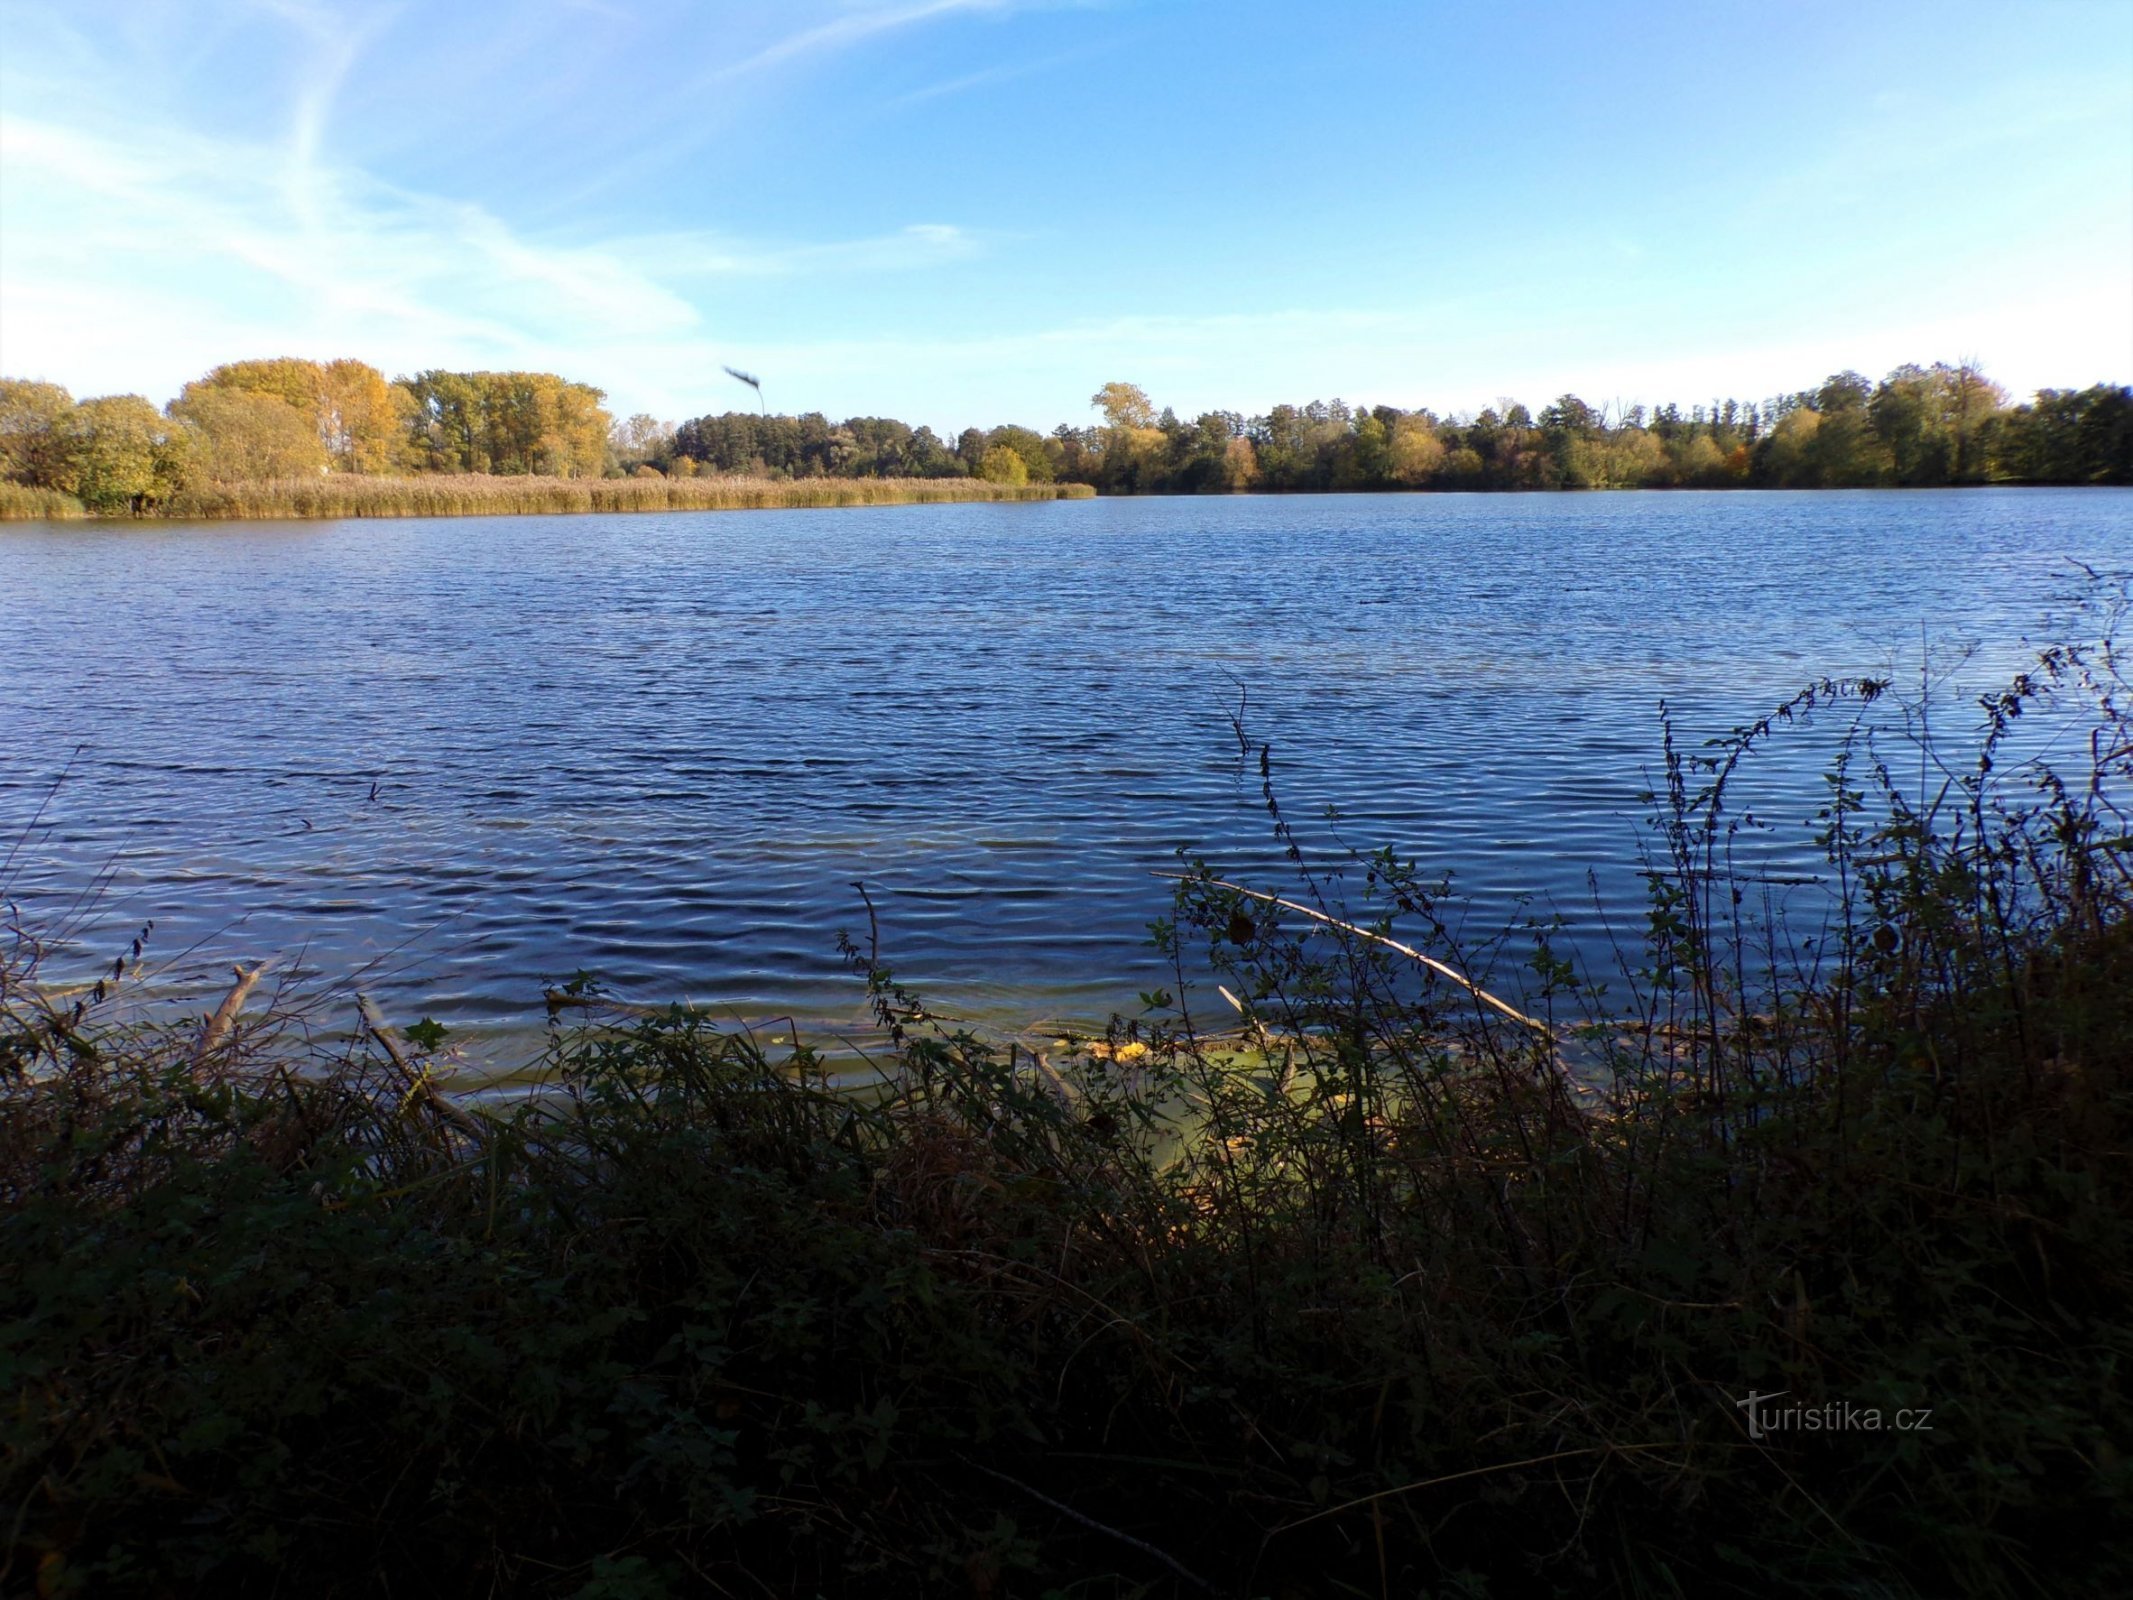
[9,474,2128,524]
[8,360,2126,519]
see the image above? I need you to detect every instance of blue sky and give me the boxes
[1,0,2128,432]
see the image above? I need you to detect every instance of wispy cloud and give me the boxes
[886,41,1106,107]
[0,92,992,411]
[0,1,1041,414]
[282,7,397,173]
[708,0,1012,82]
[612,221,984,279]
[1,113,696,334]
[477,1,1090,225]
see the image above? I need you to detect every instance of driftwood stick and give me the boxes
[1217,982,1281,1052]
[1028,1049,1075,1103]
[359,994,416,1079]
[359,994,487,1140]
[1156,872,1553,1037]
[193,961,271,1065]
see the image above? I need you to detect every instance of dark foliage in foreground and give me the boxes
[4,592,2131,1598]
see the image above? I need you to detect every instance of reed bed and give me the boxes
[157,473,1090,520]
[3,582,2128,1598]
[0,483,86,520]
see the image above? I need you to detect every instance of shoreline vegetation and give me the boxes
[0,473,1087,523]
[4,582,2128,1596]
[3,356,2128,522]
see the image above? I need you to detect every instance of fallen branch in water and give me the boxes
[192,961,271,1067]
[1155,872,1553,1037]
[359,994,488,1141]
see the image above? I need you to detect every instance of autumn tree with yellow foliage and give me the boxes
[170,387,327,481]
[182,357,412,475]
[0,356,619,514]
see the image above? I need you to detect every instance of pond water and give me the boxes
[2,489,2126,1051]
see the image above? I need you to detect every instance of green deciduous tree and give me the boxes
[0,379,78,489]
[976,444,1029,486]
[64,395,194,512]
[1995,385,2133,484]
[1388,413,1445,486]
[398,371,611,478]
[982,425,1057,483]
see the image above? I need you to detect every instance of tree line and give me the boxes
[0,359,611,513]
[4,354,2127,514]
[627,369,2115,494]
[620,363,2132,493]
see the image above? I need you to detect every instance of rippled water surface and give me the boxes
[3,490,2126,1045]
